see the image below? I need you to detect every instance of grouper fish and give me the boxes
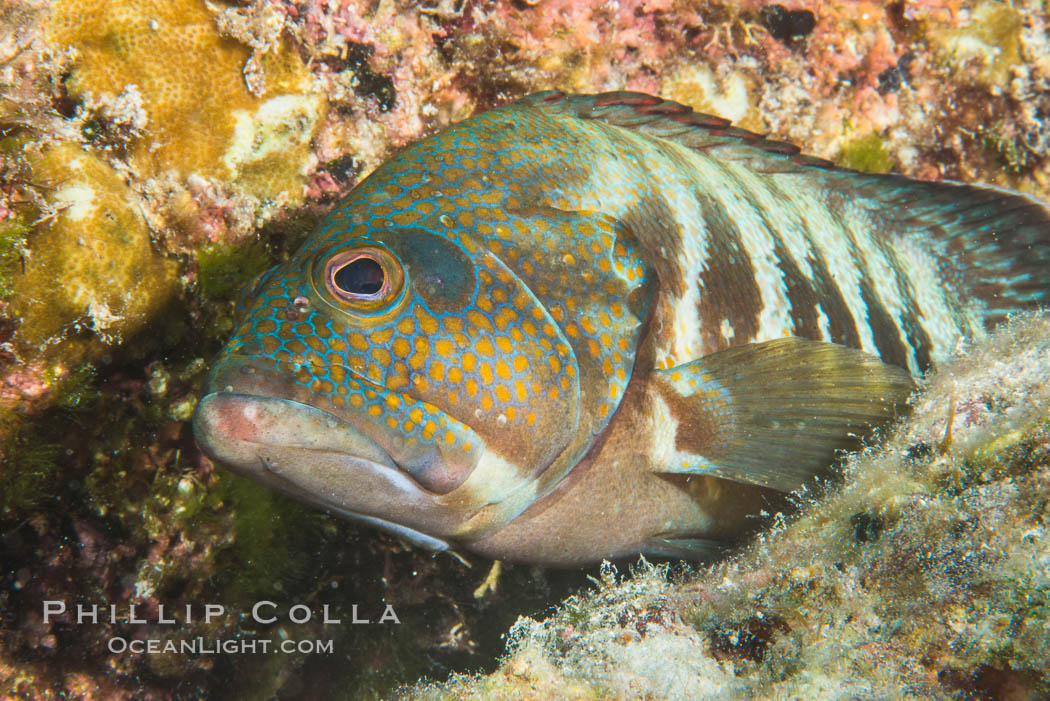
[193,91,1050,566]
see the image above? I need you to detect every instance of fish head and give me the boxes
[193,223,588,546]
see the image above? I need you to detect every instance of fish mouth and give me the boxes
[192,357,464,546]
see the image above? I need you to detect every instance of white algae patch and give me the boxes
[404,312,1050,700]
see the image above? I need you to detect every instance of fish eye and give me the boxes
[321,245,405,312]
[333,256,385,297]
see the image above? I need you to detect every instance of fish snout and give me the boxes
[192,392,471,540]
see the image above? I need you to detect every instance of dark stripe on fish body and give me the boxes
[713,162,864,351]
[776,192,865,350]
[729,173,824,343]
[801,242,863,349]
[903,306,934,373]
[857,275,910,370]
[693,187,763,349]
[875,235,935,373]
[769,234,822,341]
[825,196,912,367]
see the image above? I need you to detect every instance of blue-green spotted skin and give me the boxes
[194,92,1050,566]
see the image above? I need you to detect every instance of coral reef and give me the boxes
[404,313,1050,700]
[45,0,324,202]
[1,0,1049,697]
[6,142,180,362]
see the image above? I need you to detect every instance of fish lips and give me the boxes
[193,364,464,548]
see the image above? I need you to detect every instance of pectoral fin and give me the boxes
[652,337,914,492]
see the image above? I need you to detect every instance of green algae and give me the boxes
[196,239,273,306]
[127,470,328,608]
[69,358,327,607]
[348,627,429,701]
[0,365,96,517]
[983,121,1042,175]
[0,422,61,516]
[48,363,99,409]
[836,132,894,174]
[213,474,329,603]
[194,213,317,345]
[0,210,29,301]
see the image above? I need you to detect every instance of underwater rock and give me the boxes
[927,0,1024,92]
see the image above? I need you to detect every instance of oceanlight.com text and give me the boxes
[107,637,335,655]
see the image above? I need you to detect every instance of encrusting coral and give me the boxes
[45,0,325,202]
[6,142,180,361]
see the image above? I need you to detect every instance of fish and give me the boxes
[192,91,1050,566]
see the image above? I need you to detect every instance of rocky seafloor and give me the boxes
[1,0,1049,698]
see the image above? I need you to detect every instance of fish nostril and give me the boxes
[231,338,264,357]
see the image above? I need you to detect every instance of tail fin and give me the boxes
[863,176,1050,325]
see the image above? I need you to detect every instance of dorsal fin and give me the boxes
[518,90,836,169]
